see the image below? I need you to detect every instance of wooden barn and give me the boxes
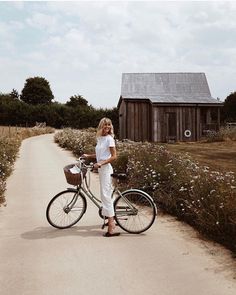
[118,73,223,142]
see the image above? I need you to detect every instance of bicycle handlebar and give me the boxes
[77,157,94,169]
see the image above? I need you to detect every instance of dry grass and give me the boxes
[166,141,236,173]
[0,125,55,140]
[0,126,24,138]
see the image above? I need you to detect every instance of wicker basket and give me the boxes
[63,164,87,186]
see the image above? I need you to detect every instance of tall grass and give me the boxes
[54,128,236,252]
[205,126,236,142]
[0,136,20,204]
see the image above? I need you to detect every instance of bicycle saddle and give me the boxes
[111,173,128,180]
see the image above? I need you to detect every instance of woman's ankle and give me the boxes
[108,217,115,233]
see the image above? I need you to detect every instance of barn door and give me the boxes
[166,112,177,142]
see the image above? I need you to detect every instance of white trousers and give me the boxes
[98,163,114,217]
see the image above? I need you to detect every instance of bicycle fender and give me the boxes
[66,188,78,192]
[122,188,153,200]
[122,189,157,215]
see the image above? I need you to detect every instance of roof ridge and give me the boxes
[122,72,205,74]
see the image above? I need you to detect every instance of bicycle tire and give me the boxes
[46,189,87,229]
[114,189,156,234]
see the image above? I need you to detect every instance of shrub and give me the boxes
[54,128,97,156]
[0,136,20,204]
[205,126,236,142]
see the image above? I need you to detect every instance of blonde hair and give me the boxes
[96,117,114,137]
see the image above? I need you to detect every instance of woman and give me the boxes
[83,117,120,237]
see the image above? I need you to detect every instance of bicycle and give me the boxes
[46,158,157,234]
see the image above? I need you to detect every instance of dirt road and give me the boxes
[0,134,236,295]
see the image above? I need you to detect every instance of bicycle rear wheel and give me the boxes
[46,189,87,229]
[114,189,156,234]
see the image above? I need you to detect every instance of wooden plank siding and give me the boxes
[118,100,126,139]
[152,106,201,142]
[119,100,151,141]
[153,107,158,142]
[196,108,201,140]
[134,103,139,141]
[129,102,135,140]
[119,98,222,142]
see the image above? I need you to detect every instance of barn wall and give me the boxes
[119,100,126,139]
[119,99,222,142]
[127,101,150,141]
[181,107,197,141]
[119,100,151,141]
[152,106,199,142]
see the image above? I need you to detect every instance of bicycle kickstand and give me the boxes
[101,216,106,229]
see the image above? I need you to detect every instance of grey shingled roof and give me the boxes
[121,73,221,104]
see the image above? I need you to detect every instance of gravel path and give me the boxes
[0,133,236,295]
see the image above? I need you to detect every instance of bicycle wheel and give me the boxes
[114,189,156,234]
[46,189,87,229]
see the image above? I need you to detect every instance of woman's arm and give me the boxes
[95,147,117,168]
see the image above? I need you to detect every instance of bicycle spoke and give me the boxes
[46,190,86,229]
[114,190,156,234]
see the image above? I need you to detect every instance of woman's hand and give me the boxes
[94,162,102,169]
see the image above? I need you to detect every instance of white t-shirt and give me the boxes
[95,135,115,162]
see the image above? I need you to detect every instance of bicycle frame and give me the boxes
[46,158,157,233]
[79,180,102,209]
[69,159,156,220]
[73,172,121,209]
[70,159,142,216]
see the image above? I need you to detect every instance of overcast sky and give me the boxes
[0,1,236,108]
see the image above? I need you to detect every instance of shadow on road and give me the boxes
[21,225,146,240]
[21,225,104,239]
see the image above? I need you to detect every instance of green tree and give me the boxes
[223,91,236,122]
[0,93,12,102]
[20,77,54,105]
[65,94,88,108]
[10,88,19,99]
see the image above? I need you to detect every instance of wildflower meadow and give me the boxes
[55,128,236,252]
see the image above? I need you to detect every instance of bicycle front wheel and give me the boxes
[114,189,156,234]
[46,189,87,229]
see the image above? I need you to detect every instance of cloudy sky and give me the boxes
[0,0,236,108]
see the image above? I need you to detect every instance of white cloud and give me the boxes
[0,1,236,107]
[25,12,59,33]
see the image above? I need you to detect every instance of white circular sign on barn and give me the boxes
[184,130,191,138]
